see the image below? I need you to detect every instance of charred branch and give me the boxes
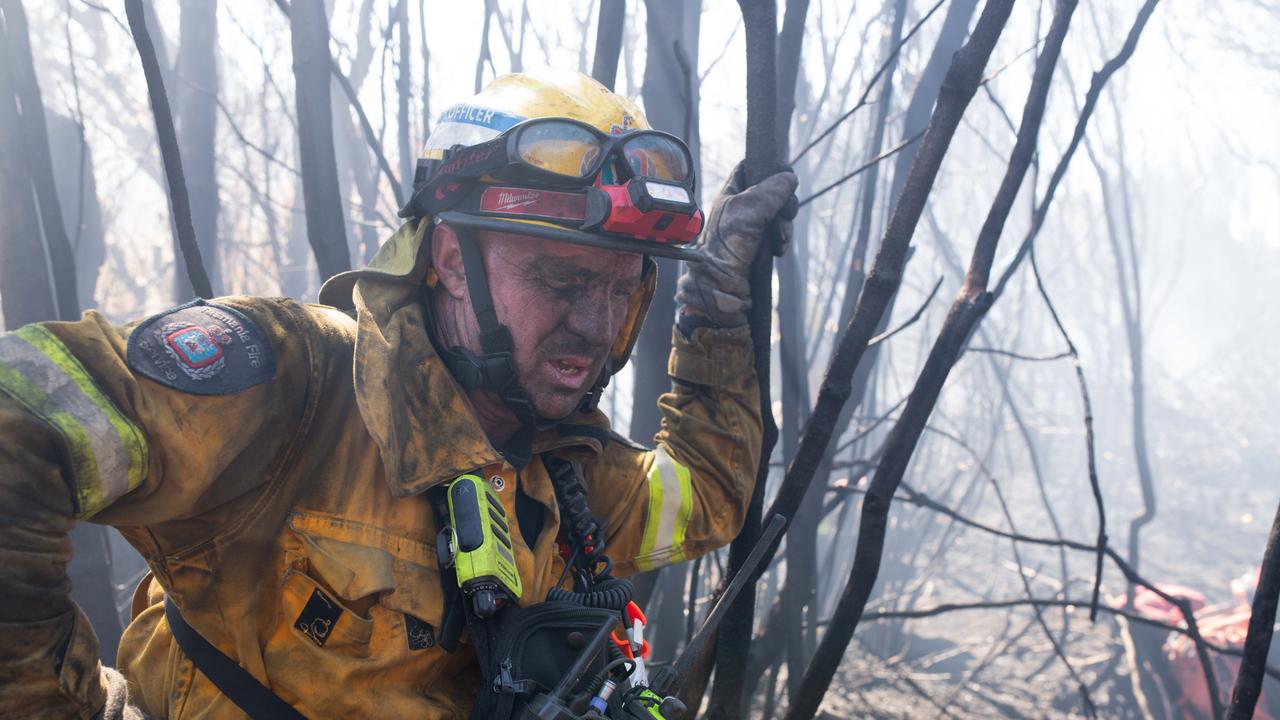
[122,0,213,299]
[704,1,782,717]
[281,0,351,281]
[2,0,80,318]
[590,0,625,90]
[1227,498,1280,719]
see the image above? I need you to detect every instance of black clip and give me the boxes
[494,659,532,696]
[436,527,455,569]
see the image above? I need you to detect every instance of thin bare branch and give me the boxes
[867,275,944,348]
[797,130,924,207]
[967,347,1072,362]
[790,0,947,165]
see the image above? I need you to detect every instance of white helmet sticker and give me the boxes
[422,104,527,157]
[436,104,525,130]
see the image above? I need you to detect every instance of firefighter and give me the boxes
[0,69,797,718]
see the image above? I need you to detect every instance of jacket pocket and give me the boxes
[262,510,455,716]
[278,567,375,653]
[277,510,445,651]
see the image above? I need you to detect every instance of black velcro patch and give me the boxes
[405,613,436,651]
[127,300,276,395]
[294,588,343,647]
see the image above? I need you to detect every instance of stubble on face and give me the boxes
[483,233,644,419]
[429,226,645,432]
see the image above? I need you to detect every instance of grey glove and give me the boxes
[97,667,150,720]
[675,165,799,328]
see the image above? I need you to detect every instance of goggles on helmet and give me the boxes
[429,117,694,187]
[406,118,703,245]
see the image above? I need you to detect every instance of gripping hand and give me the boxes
[675,164,799,328]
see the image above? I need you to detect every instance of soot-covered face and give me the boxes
[433,225,644,423]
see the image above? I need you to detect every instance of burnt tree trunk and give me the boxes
[758,0,991,593]
[633,0,701,444]
[1227,498,1280,719]
[773,0,816,705]
[824,0,977,466]
[418,0,431,139]
[1,0,78,320]
[0,12,56,329]
[632,0,701,667]
[705,0,778,717]
[175,0,220,299]
[334,0,378,263]
[1089,125,1156,581]
[397,0,414,203]
[1086,101,1167,720]
[283,173,315,300]
[289,0,351,281]
[591,0,626,90]
[124,0,213,299]
[48,115,105,310]
[475,0,493,93]
[888,0,980,202]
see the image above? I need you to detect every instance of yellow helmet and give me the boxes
[401,69,703,262]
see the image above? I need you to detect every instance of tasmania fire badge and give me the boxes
[127,300,275,395]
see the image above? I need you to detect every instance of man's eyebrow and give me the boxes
[527,256,597,278]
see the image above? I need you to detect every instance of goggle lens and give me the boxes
[515,122,601,177]
[513,120,692,184]
[622,134,691,182]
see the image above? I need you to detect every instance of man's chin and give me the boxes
[528,388,591,421]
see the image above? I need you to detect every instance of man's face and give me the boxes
[478,230,644,419]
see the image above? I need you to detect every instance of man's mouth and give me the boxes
[546,355,594,390]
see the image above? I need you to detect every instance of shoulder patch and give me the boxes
[127,300,276,395]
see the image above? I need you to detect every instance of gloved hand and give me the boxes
[675,163,799,328]
[97,667,148,720]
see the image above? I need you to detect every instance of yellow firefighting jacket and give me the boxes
[0,227,760,719]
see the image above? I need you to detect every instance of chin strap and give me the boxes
[450,228,541,425]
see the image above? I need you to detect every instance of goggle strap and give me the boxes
[431,137,510,184]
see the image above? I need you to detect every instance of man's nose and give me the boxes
[564,289,619,346]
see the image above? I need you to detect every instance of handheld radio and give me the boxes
[440,473,522,617]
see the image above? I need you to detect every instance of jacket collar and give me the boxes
[344,221,612,497]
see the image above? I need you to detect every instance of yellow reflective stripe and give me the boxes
[19,326,149,507]
[18,326,148,494]
[0,344,101,511]
[636,445,694,571]
[0,325,147,517]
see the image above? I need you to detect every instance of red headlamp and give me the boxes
[583,178,703,243]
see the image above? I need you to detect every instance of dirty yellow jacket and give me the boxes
[0,229,760,719]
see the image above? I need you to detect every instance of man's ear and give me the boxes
[430,223,468,300]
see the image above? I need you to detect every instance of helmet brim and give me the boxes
[435,210,703,263]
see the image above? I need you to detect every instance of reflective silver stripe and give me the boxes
[0,328,137,515]
[651,448,683,553]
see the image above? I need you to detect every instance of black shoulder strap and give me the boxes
[164,596,307,720]
[427,480,525,720]
[427,484,468,654]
